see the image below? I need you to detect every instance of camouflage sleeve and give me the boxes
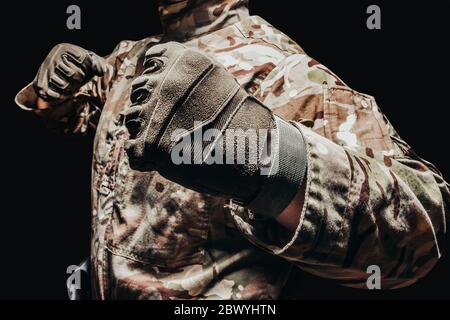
[230,53,449,289]
[14,40,135,135]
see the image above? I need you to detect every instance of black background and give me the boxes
[1,0,449,300]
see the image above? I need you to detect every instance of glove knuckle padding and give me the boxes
[143,49,214,148]
[158,55,242,152]
[49,74,67,89]
[64,45,88,65]
[56,62,75,78]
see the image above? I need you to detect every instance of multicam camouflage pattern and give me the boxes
[159,0,250,41]
[16,0,449,298]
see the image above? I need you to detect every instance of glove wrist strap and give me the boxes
[246,116,307,218]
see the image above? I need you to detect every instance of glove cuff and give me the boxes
[246,116,307,218]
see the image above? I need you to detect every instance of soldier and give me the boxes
[15,0,449,299]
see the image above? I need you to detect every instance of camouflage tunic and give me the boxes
[15,0,449,299]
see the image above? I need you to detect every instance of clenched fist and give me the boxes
[33,43,106,105]
[123,42,307,218]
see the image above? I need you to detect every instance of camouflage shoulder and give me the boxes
[236,16,305,55]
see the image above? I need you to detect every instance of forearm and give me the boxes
[276,180,306,232]
[233,125,448,289]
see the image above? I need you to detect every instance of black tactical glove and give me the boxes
[33,43,106,105]
[123,42,307,218]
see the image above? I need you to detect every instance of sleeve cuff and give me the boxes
[246,116,307,218]
[15,83,39,111]
[230,124,352,262]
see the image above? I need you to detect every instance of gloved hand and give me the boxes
[33,43,106,105]
[123,42,307,218]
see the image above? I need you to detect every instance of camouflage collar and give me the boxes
[159,0,249,41]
